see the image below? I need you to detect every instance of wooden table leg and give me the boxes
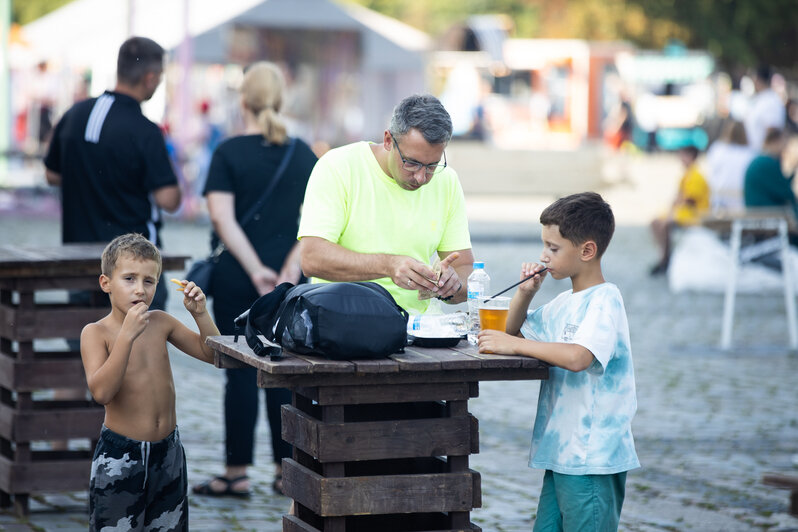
[321,405,345,532]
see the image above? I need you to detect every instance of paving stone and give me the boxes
[2,155,798,530]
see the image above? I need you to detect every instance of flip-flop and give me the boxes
[192,475,251,498]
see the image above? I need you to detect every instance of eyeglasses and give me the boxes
[391,133,447,177]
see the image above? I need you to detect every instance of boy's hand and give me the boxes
[518,262,547,295]
[121,302,150,341]
[477,329,518,355]
[177,280,208,315]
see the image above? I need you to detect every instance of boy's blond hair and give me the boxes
[101,233,162,277]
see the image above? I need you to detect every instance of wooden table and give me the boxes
[0,244,187,516]
[209,335,549,532]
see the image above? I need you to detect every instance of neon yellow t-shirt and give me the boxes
[297,141,472,314]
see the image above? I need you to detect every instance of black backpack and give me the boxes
[235,282,409,360]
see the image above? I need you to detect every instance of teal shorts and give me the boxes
[533,469,627,532]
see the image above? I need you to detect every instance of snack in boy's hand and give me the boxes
[170,278,187,291]
[417,257,442,300]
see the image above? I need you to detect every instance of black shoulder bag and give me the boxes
[235,281,409,361]
[185,137,297,293]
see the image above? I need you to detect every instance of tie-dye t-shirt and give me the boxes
[520,282,640,475]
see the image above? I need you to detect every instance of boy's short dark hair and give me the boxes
[117,36,164,86]
[679,145,699,160]
[764,126,785,147]
[540,192,615,257]
[102,233,162,277]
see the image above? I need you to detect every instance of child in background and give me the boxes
[80,233,220,531]
[649,144,710,275]
[478,192,639,531]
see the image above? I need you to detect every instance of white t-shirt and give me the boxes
[745,89,785,150]
[705,141,756,210]
[521,282,640,475]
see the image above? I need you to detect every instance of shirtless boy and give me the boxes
[80,233,219,531]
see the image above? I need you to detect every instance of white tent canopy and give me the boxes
[21,0,431,145]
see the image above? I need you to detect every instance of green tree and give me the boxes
[625,0,798,73]
[12,0,72,25]
[349,0,797,74]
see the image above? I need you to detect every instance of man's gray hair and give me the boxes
[389,94,453,145]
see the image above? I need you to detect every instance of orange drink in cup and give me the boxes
[478,296,510,332]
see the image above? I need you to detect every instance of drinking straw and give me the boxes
[483,268,548,301]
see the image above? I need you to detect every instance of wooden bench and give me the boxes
[702,207,798,350]
[0,244,187,516]
[209,336,549,532]
[763,473,798,516]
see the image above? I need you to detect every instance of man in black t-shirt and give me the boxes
[44,36,181,310]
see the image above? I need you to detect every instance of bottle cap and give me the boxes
[473,262,484,269]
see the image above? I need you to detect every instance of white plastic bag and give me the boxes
[668,226,798,294]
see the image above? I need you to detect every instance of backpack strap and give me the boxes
[245,318,283,360]
[242,282,295,360]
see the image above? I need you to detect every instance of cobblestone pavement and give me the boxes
[2,152,798,531]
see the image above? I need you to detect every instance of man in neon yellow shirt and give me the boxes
[298,94,474,314]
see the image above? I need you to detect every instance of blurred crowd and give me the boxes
[637,64,798,276]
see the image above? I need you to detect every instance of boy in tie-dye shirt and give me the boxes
[478,192,639,531]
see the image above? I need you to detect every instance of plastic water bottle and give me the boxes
[407,312,469,337]
[467,262,490,344]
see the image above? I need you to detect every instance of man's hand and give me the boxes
[389,256,440,293]
[434,252,462,300]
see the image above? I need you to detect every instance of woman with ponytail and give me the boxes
[193,62,318,497]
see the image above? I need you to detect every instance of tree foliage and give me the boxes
[12,0,73,25]
[16,0,798,74]
[349,0,798,74]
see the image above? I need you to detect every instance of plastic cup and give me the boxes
[478,296,510,332]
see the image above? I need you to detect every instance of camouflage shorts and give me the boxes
[89,425,188,531]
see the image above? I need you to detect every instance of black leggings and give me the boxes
[212,269,294,467]
[224,366,292,466]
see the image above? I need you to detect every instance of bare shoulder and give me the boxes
[81,315,113,341]
[80,316,115,359]
[147,309,181,330]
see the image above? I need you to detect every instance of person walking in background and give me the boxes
[744,65,786,151]
[705,120,755,211]
[191,62,317,497]
[298,94,474,315]
[42,36,181,448]
[477,193,639,531]
[649,145,710,275]
[44,36,181,311]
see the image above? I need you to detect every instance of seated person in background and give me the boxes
[650,145,710,275]
[705,120,755,211]
[744,127,798,220]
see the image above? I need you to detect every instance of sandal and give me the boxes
[192,475,251,498]
[272,474,285,496]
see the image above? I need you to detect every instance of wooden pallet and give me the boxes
[0,244,186,515]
